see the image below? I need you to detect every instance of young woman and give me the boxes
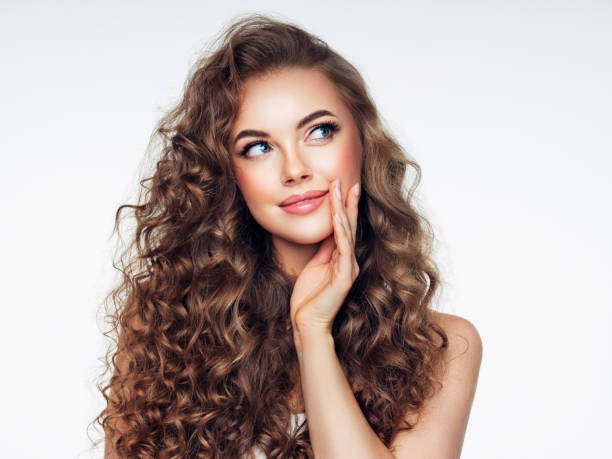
[94,13,482,459]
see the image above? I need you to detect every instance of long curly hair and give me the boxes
[90,12,448,459]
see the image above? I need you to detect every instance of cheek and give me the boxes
[235,168,271,204]
[339,144,361,173]
[316,141,362,181]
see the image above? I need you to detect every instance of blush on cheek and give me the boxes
[337,143,362,179]
[314,149,361,191]
[339,144,356,164]
[235,170,274,207]
[234,170,257,199]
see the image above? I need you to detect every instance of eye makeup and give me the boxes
[237,121,340,159]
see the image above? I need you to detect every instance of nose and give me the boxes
[281,145,312,185]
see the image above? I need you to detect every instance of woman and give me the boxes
[94,13,482,458]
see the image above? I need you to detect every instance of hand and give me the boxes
[289,177,360,337]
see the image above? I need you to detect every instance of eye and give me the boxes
[237,121,340,159]
[309,121,340,141]
[239,140,271,158]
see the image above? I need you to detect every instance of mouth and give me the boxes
[287,197,318,205]
[278,189,329,207]
[278,190,329,215]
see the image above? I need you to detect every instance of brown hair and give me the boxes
[90,12,448,458]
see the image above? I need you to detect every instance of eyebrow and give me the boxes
[233,109,336,145]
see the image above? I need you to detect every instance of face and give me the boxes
[229,66,363,247]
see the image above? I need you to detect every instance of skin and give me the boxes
[230,66,482,458]
[230,66,363,279]
[105,66,482,458]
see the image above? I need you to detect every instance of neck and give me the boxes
[271,235,321,278]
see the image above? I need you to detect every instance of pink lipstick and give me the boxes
[279,190,329,215]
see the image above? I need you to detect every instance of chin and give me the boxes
[276,224,333,246]
[291,233,331,245]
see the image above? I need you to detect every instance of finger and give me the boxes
[334,179,360,280]
[328,179,343,249]
[338,179,359,247]
[333,215,358,287]
[346,182,359,244]
[333,178,353,247]
[332,208,353,278]
[331,179,353,256]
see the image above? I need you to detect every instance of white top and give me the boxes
[252,412,306,458]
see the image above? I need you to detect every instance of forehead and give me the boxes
[232,67,349,131]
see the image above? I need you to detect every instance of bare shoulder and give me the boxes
[389,311,483,458]
[431,310,483,364]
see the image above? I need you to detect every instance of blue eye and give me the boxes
[310,121,340,140]
[238,121,340,159]
[239,141,271,158]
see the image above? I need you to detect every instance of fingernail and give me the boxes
[354,183,360,197]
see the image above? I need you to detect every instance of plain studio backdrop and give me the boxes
[1,1,610,458]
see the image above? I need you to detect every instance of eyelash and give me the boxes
[238,121,340,158]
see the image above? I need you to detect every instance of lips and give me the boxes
[279,189,329,207]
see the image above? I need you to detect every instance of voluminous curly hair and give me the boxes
[90,12,448,459]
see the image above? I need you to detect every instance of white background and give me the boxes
[1,1,610,458]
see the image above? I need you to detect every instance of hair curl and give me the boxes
[90,12,448,459]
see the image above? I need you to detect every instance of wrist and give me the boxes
[293,324,335,354]
[293,318,332,339]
